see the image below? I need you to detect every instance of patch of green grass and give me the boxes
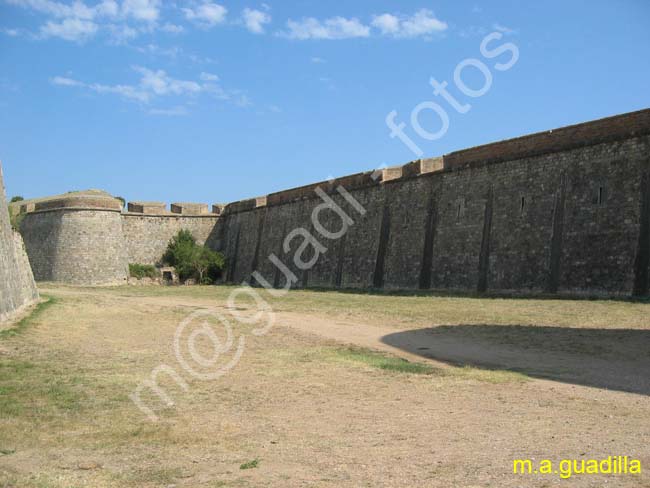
[240,459,260,470]
[0,295,80,421]
[0,357,86,418]
[0,295,57,340]
[327,347,529,383]
[333,347,438,375]
[449,365,530,384]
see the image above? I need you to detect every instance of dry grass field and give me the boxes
[1,285,649,487]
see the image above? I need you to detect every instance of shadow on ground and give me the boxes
[381,325,650,395]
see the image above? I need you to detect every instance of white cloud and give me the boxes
[107,23,138,43]
[7,0,159,22]
[161,22,184,33]
[135,43,182,58]
[6,0,96,19]
[7,0,161,43]
[372,9,447,38]
[371,14,399,35]
[148,105,188,116]
[89,81,150,102]
[121,0,160,22]
[50,66,250,109]
[135,66,201,96]
[310,56,326,63]
[234,94,252,107]
[200,72,219,81]
[182,2,227,27]
[242,7,271,34]
[41,17,98,41]
[281,16,370,40]
[459,25,487,38]
[51,75,84,86]
[1,28,20,37]
[96,0,120,17]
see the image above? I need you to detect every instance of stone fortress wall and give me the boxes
[16,197,221,285]
[217,109,650,297]
[0,162,39,322]
[18,192,130,285]
[13,108,650,296]
[121,202,220,265]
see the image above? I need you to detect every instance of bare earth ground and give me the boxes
[1,285,649,487]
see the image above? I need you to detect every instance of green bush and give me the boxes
[162,230,225,284]
[10,196,24,203]
[9,213,24,232]
[129,264,159,280]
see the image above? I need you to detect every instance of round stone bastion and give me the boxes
[19,191,129,286]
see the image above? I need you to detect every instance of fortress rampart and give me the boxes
[20,194,130,285]
[121,210,219,266]
[0,162,38,322]
[216,109,650,296]
[17,197,221,285]
[14,109,650,296]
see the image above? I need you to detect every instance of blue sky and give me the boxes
[1,0,649,205]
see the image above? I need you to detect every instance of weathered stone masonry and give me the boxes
[217,109,650,297]
[19,194,130,286]
[19,198,220,285]
[0,162,38,322]
[15,109,650,296]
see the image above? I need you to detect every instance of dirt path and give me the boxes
[2,285,647,488]
[45,287,650,397]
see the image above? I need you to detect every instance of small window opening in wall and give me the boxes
[520,196,526,214]
[456,199,464,221]
[163,271,173,282]
[597,186,604,205]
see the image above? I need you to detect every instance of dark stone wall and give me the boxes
[12,109,650,295]
[214,111,650,297]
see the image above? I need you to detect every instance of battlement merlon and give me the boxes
[127,202,168,214]
[171,203,210,215]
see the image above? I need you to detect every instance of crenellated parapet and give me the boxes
[125,201,222,216]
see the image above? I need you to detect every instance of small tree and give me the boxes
[10,196,24,203]
[163,230,225,284]
[115,196,126,209]
[191,246,226,284]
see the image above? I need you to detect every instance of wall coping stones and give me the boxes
[122,212,219,219]
[221,108,650,215]
[443,108,650,170]
[34,194,123,213]
[382,166,403,181]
